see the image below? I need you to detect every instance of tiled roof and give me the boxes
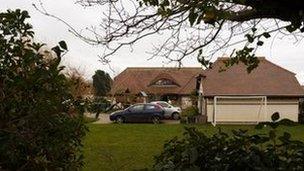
[110,67,202,95]
[201,57,304,97]
[111,58,304,97]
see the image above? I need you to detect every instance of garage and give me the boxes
[197,57,304,124]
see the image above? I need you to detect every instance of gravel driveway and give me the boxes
[85,113,111,124]
[85,113,180,124]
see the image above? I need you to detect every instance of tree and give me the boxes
[0,9,87,170]
[92,70,112,96]
[66,67,93,99]
[36,0,304,71]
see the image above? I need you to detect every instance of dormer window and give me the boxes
[151,78,179,87]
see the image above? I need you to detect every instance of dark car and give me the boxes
[109,103,164,124]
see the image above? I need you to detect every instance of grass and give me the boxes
[83,124,304,171]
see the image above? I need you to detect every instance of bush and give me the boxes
[87,97,111,114]
[0,9,87,170]
[181,106,199,117]
[180,106,199,123]
[299,100,304,124]
[154,113,304,170]
[299,114,304,124]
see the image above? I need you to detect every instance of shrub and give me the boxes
[87,97,111,114]
[299,100,304,124]
[180,106,199,123]
[299,114,304,124]
[181,106,199,117]
[154,113,304,170]
[0,9,87,170]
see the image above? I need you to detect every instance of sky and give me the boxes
[1,0,304,84]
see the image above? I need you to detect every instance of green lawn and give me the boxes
[83,124,304,171]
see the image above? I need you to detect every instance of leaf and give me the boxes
[188,11,198,26]
[283,132,291,140]
[59,40,68,50]
[277,118,297,126]
[257,41,264,46]
[51,46,62,57]
[286,25,297,33]
[271,112,280,122]
[255,123,265,129]
[269,130,276,140]
[245,34,254,43]
[203,10,216,25]
[278,132,291,144]
[269,122,279,129]
[162,0,169,6]
[262,32,271,38]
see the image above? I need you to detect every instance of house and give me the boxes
[110,67,202,108]
[197,57,304,124]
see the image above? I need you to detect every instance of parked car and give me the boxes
[150,101,181,120]
[109,103,164,124]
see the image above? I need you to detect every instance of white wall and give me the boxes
[181,96,193,109]
[205,97,299,123]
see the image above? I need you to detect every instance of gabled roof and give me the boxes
[201,57,304,97]
[111,67,202,95]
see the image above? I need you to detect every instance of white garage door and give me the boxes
[207,97,267,124]
[206,97,299,124]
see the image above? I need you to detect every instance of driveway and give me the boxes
[85,113,180,124]
[85,113,112,124]
[94,114,112,124]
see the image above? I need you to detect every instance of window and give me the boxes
[145,104,157,110]
[151,78,178,86]
[130,104,144,112]
[157,102,169,108]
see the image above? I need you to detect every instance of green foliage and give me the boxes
[299,100,304,124]
[83,124,304,170]
[197,49,213,68]
[135,0,304,72]
[138,0,304,33]
[87,97,111,114]
[221,46,260,73]
[181,106,199,117]
[180,106,199,124]
[92,70,112,96]
[154,113,304,170]
[0,9,87,170]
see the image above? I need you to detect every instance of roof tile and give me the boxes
[201,57,304,96]
[111,67,202,95]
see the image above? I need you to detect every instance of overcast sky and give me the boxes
[1,0,304,84]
